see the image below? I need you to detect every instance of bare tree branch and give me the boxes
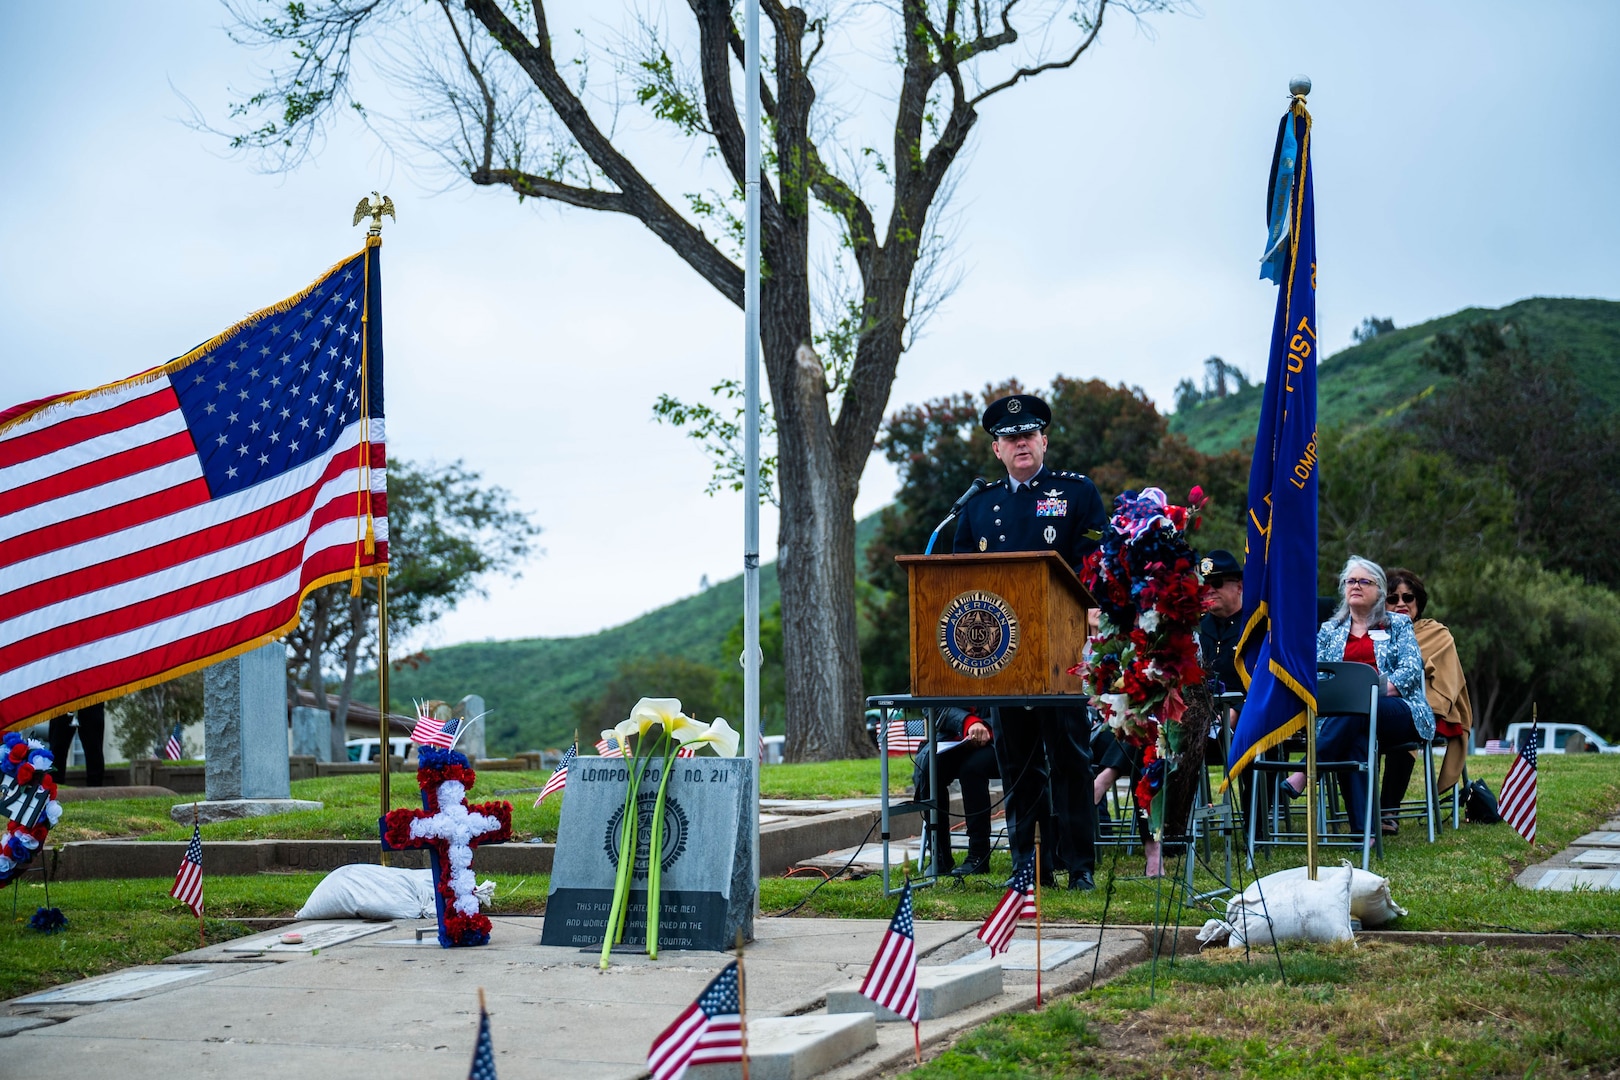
[970,0,1109,105]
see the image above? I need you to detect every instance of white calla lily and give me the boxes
[665,711,712,743]
[627,697,684,739]
[680,716,740,758]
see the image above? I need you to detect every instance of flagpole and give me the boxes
[1034,825,1043,1008]
[193,799,204,948]
[741,0,763,923]
[378,573,391,866]
[1305,704,1318,880]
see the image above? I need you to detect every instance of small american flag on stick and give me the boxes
[859,882,919,1025]
[412,703,471,750]
[977,855,1038,956]
[170,821,204,918]
[646,961,744,1080]
[534,743,576,807]
[1499,715,1539,843]
[161,723,183,761]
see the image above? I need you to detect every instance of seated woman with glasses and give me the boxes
[1385,567,1473,819]
[1281,557,1434,839]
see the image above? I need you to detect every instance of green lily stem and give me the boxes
[646,732,678,959]
[599,740,655,970]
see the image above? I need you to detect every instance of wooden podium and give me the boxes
[895,552,1096,698]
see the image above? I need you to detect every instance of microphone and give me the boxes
[947,477,988,516]
[925,477,987,554]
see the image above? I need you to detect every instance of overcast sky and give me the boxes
[3,2,1617,651]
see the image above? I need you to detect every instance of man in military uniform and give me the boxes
[952,394,1108,889]
[1196,550,1244,693]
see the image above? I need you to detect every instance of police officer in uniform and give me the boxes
[952,394,1108,889]
[1196,550,1244,693]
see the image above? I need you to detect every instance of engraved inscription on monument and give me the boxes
[542,757,754,950]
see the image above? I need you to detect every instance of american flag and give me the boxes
[169,821,203,917]
[161,723,183,761]
[467,1000,497,1080]
[646,961,744,1080]
[883,716,926,756]
[412,706,464,750]
[977,854,1038,956]
[595,737,695,759]
[0,247,386,731]
[1499,722,1538,843]
[533,743,576,807]
[859,883,919,1024]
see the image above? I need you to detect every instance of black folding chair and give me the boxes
[1246,661,1382,870]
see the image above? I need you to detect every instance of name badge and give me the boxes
[1368,629,1389,642]
[1035,498,1068,517]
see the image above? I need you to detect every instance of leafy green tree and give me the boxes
[108,672,204,761]
[570,655,731,736]
[286,458,541,731]
[1429,557,1620,740]
[1316,425,1517,592]
[211,0,1176,761]
[1414,320,1620,588]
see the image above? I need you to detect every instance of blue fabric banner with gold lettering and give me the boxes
[1227,99,1319,785]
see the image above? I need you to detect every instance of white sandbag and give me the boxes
[296,864,439,921]
[1241,861,1407,927]
[1221,864,1354,948]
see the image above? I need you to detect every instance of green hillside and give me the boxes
[1169,297,1620,454]
[362,512,883,751]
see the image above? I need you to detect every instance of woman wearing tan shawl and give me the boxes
[1386,568,1474,797]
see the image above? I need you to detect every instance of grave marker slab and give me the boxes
[15,965,221,1004]
[223,921,395,953]
[1571,831,1620,849]
[1571,849,1620,868]
[542,756,754,950]
[950,939,1094,970]
[1530,869,1620,891]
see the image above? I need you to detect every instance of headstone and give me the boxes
[542,756,755,950]
[203,642,291,800]
[291,706,333,762]
[456,694,487,760]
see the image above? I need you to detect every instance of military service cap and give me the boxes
[982,394,1051,436]
[1199,548,1242,584]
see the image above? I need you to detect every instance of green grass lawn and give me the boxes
[11,755,1618,1004]
[906,939,1620,1078]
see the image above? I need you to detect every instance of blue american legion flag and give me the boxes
[1227,96,1319,785]
[0,243,387,731]
[534,742,576,806]
[647,961,744,1080]
[859,882,919,1025]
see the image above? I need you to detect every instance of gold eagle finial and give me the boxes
[353,192,396,235]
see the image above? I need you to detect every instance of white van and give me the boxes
[345,737,415,763]
[1500,722,1617,754]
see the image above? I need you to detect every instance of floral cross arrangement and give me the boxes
[1080,486,1207,837]
[0,733,62,885]
[598,697,738,969]
[380,746,513,947]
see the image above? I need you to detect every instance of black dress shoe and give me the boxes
[933,850,955,876]
[1068,870,1096,891]
[950,852,992,877]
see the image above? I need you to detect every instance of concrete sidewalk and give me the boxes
[4,915,1148,1080]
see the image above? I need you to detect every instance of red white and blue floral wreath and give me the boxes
[0,733,63,885]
